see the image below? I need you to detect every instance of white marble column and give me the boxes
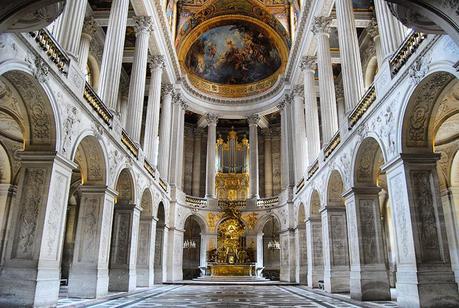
[192,128,202,197]
[125,16,153,144]
[300,56,321,164]
[109,204,141,292]
[366,18,384,68]
[374,0,408,59]
[136,216,157,287]
[143,55,164,164]
[77,16,97,70]
[205,114,218,199]
[384,154,459,307]
[279,98,295,190]
[168,97,186,188]
[248,114,260,199]
[68,186,117,298]
[176,102,187,190]
[0,153,75,307]
[98,0,130,109]
[335,0,365,112]
[158,84,174,180]
[312,17,339,144]
[54,0,87,57]
[263,129,273,197]
[292,86,307,181]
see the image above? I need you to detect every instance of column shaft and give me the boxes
[263,130,273,197]
[335,0,365,111]
[292,87,307,180]
[248,114,260,199]
[77,17,97,69]
[54,0,87,57]
[125,17,153,143]
[98,0,130,109]
[192,129,202,196]
[158,85,174,179]
[205,114,218,198]
[143,56,164,164]
[313,17,339,143]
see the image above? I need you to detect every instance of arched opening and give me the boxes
[397,71,459,305]
[322,170,350,293]
[262,216,280,281]
[182,215,202,280]
[62,135,108,298]
[0,142,12,263]
[306,189,323,288]
[297,203,307,284]
[108,168,138,292]
[154,201,166,284]
[364,56,378,88]
[137,188,155,287]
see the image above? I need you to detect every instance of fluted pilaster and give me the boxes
[98,0,130,109]
[312,17,339,144]
[144,55,164,164]
[54,0,88,57]
[335,0,365,112]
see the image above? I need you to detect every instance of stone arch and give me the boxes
[72,135,107,186]
[0,69,58,151]
[306,188,323,288]
[115,168,135,205]
[353,137,386,187]
[86,55,100,91]
[326,169,345,206]
[182,212,207,234]
[400,71,457,153]
[140,188,153,217]
[297,202,307,284]
[261,214,281,280]
[182,215,204,280]
[0,142,12,184]
[308,189,321,218]
[154,201,167,284]
[364,56,378,88]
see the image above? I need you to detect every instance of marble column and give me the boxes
[192,128,202,196]
[374,0,408,59]
[158,84,174,180]
[109,203,141,292]
[205,113,218,199]
[125,16,153,144]
[278,98,295,190]
[143,55,164,164]
[306,217,323,288]
[0,153,75,307]
[68,186,117,298]
[168,97,186,188]
[166,227,185,281]
[312,17,339,144]
[263,129,273,197]
[320,206,350,293]
[366,18,384,68]
[136,216,157,287]
[176,102,187,190]
[384,154,459,307]
[343,187,390,300]
[292,86,307,181]
[280,229,297,282]
[54,0,87,57]
[298,222,308,284]
[248,114,260,199]
[300,56,320,164]
[154,223,167,283]
[77,16,97,70]
[335,0,365,112]
[98,0,130,110]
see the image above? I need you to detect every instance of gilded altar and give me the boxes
[209,263,255,276]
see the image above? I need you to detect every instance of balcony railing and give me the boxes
[121,129,139,158]
[144,159,155,179]
[348,84,376,128]
[390,31,427,77]
[159,177,168,193]
[324,132,341,159]
[29,29,69,75]
[83,82,113,126]
[307,159,319,180]
[257,196,279,208]
[296,177,305,192]
[185,195,207,210]
[218,199,247,208]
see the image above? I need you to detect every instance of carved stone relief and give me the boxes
[359,199,378,264]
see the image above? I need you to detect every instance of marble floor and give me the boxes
[58,285,398,308]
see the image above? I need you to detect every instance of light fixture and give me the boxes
[183,239,197,249]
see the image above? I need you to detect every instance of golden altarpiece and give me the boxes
[207,129,256,276]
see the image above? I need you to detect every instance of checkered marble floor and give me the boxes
[59,285,398,308]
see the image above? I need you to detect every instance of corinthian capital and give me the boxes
[82,16,97,38]
[133,16,153,35]
[312,16,332,35]
[300,56,317,72]
[161,83,174,96]
[247,114,261,126]
[149,54,165,71]
[293,85,304,98]
[206,113,218,125]
[366,18,379,39]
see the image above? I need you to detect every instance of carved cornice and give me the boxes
[312,16,333,35]
[206,113,219,125]
[133,16,154,35]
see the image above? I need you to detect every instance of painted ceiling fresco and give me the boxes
[185,22,282,85]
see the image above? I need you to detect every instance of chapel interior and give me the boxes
[0,0,458,307]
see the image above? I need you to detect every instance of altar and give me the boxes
[209,263,256,276]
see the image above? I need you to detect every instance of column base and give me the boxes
[108,267,136,292]
[0,266,60,307]
[68,267,109,298]
[136,267,154,287]
[396,266,459,308]
[324,267,350,293]
[350,267,391,301]
[307,268,324,288]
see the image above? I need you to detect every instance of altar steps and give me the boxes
[165,277,297,285]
